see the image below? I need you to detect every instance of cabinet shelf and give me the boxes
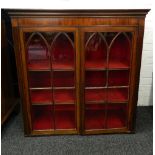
[53,87,75,90]
[32,103,75,106]
[28,69,75,72]
[28,60,74,71]
[108,61,130,70]
[29,87,75,90]
[52,62,74,70]
[30,87,52,90]
[85,88,128,102]
[108,88,128,102]
[85,60,130,70]
[86,101,106,104]
[32,103,52,106]
[85,61,106,70]
[53,89,75,103]
[85,89,106,102]
[28,60,129,71]
[28,60,50,70]
[30,89,52,104]
[85,86,129,89]
[30,88,75,105]
[85,101,127,104]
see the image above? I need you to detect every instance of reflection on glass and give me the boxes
[27,33,50,70]
[85,33,107,69]
[51,33,74,70]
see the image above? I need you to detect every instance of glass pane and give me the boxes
[85,89,106,103]
[85,71,106,87]
[55,105,76,129]
[51,32,74,70]
[104,32,117,45]
[109,33,131,69]
[26,33,50,70]
[85,104,105,130]
[30,89,52,104]
[107,104,127,128]
[28,72,51,88]
[85,33,107,69]
[53,71,74,87]
[108,70,129,86]
[108,88,128,102]
[53,89,75,104]
[32,105,54,130]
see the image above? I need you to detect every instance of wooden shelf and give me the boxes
[30,88,75,105]
[85,61,129,70]
[85,61,106,70]
[28,60,50,70]
[108,61,130,70]
[28,61,74,71]
[30,87,52,90]
[52,62,74,70]
[85,86,129,89]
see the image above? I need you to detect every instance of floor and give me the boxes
[1,106,153,155]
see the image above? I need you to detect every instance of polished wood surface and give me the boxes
[5,9,150,17]
[4,9,150,136]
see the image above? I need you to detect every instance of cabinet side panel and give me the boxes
[128,18,145,131]
[12,27,31,135]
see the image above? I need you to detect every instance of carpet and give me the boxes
[1,106,153,155]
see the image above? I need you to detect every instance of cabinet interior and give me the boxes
[25,31,131,132]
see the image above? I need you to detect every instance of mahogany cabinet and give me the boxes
[5,9,149,136]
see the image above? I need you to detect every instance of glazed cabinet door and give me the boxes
[19,27,79,135]
[80,27,137,134]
